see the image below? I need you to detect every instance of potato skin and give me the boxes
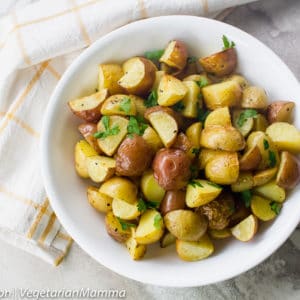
[266,101,295,124]
[199,48,237,77]
[152,148,191,190]
[172,133,192,153]
[116,135,153,177]
[160,190,186,216]
[239,146,262,171]
[241,86,268,109]
[197,192,235,230]
[78,123,101,153]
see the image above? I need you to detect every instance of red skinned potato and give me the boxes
[266,101,295,124]
[160,190,186,216]
[152,148,191,190]
[172,133,192,153]
[78,123,101,153]
[115,135,153,177]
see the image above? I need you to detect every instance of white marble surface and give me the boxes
[1,0,300,299]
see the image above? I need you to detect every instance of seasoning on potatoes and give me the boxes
[241,86,268,110]
[98,64,124,94]
[223,74,249,89]
[87,186,112,213]
[78,123,101,153]
[101,95,137,116]
[160,190,186,216]
[126,228,147,260]
[266,101,295,124]
[152,148,191,190]
[172,133,192,154]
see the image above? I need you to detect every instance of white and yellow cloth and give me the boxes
[0,0,258,265]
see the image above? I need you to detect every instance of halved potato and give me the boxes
[126,228,147,260]
[112,198,140,220]
[74,140,98,178]
[68,89,109,122]
[96,116,129,156]
[157,75,187,106]
[223,74,249,89]
[253,179,286,203]
[202,81,242,110]
[199,48,237,77]
[181,80,201,118]
[152,70,166,91]
[253,167,277,186]
[183,73,212,85]
[232,109,254,137]
[160,232,176,248]
[198,149,225,170]
[250,195,276,221]
[231,214,258,242]
[135,210,164,244]
[276,151,300,189]
[239,146,262,171]
[101,95,136,116]
[141,170,165,203]
[200,125,245,152]
[209,228,231,239]
[231,172,254,192]
[98,64,124,94]
[99,176,137,204]
[266,122,300,153]
[267,101,295,124]
[130,95,147,117]
[87,186,112,213]
[86,156,116,183]
[142,126,164,152]
[185,122,202,149]
[78,123,101,153]
[118,57,156,96]
[241,86,268,109]
[186,179,222,207]
[205,107,231,127]
[253,114,268,132]
[176,235,214,261]
[159,40,188,71]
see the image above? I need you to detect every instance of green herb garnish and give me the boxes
[263,139,270,150]
[145,90,158,108]
[137,199,160,213]
[268,150,277,167]
[187,56,197,64]
[270,201,282,215]
[127,116,148,138]
[190,165,198,179]
[196,78,208,88]
[117,217,136,231]
[144,49,164,61]
[240,190,252,208]
[237,109,258,127]
[119,97,131,114]
[173,101,185,112]
[197,108,210,122]
[153,214,163,229]
[222,35,235,50]
[189,180,203,188]
[94,116,120,139]
[192,148,200,156]
[207,182,222,189]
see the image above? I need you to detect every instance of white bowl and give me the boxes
[41,16,300,287]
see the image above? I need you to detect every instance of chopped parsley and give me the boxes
[127,116,148,138]
[237,109,258,127]
[189,180,203,188]
[119,97,132,114]
[190,165,198,179]
[137,198,160,213]
[222,35,236,50]
[144,49,164,61]
[117,217,136,231]
[196,77,208,88]
[270,201,282,215]
[207,181,222,189]
[268,150,277,167]
[263,139,270,150]
[192,148,200,156]
[173,101,185,112]
[94,116,120,139]
[240,190,252,208]
[197,108,210,123]
[187,56,197,64]
[153,214,163,229]
[145,90,158,108]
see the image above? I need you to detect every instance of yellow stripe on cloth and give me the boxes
[138,0,148,19]
[54,238,73,266]
[200,0,209,15]
[38,212,57,245]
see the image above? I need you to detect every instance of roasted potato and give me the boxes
[160,190,186,216]
[118,57,156,96]
[276,151,300,189]
[164,210,208,241]
[266,122,300,153]
[250,195,276,221]
[223,74,249,89]
[202,81,242,110]
[115,135,153,177]
[253,179,286,203]
[74,140,98,178]
[101,95,136,116]
[86,155,116,183]
[87,186,112,213]
[152,148,191,190]
[152,70,166,91]
[253,114,268,132]
[112,198,140,220]
[141,170,165,203]
[208,228,231,239]
[231,214,258,242]
[205,107,231,127]
[142,126,164,152]
[172,133,192,154]
[96,115,129,156]
[78,123,101,153]
[160,232,176,248]
[231,172,254,192]
[229,201,250,227]
[266,101,295,124]
[159,40,188,71]
[198,149,224,170]
[253,167,277,186]
[99,176,138,204]
[239,146,262,171]
[199,48,237,77]
[183,73,213,85]
[68,89,109,122]
[241,86,268,109]
[176,59,199,80]
[130,95,147,117]
[186,179,222,208]
[180,80,201,118]
[157,75,188,106]
[185,122,202,149]
[98,64,124,94]
[197,192,235,230]
[126,228,147,260]
[200,125,245,152]
[232,109,254,137]
[135,210,164,244]
[105,211,132,243]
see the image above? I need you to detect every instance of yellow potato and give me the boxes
[267,101,295,124]
[253,179,286,203]
[266,122,300,153]
[200,125,245,152]
[99,176,138,204]
[176,235,214,261]
[183,73,212,85]
[142,126,164,152]
[160,232,176,248]
[232,109,254,137]
[98,64,124,94]
[86,156,116,183]
[253,167,277,187]
[239,146,262,171]
[198,149,225,170]
[205,107,231,127]
[100,94,136,116]
[250,195,276,221]
[241,86,268,109]
[185,122,202,149]
[141,170,165,203]
[96,116,129,156]
[231,214,258,242]
[87,186,112,213]
[112,198,140,220]
[126,228,147,260]
[130,95,147,117]
[208,228,231,239]
[135,210,164,244]
[223,74,249,89]
[202,80,242,110]
[74,140,98,178]
[181,80,201,118]
[253,114,268,132]
[186,179,222,208]
[78,123,101,154]
[231,172,254,192]
[157,74,188,106]
[152,70,166,91]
